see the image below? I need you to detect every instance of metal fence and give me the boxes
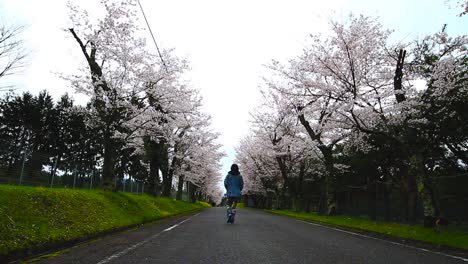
[0,172,147,195]
[0,148,193,202]
[0,149,145,194]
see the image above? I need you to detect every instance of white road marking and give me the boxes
[296,219,468,262]
[96,213,200,264]
[162,215,195,232]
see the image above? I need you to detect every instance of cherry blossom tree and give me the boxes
[260,14,467,220]
[66,0,224,199]
[264,17,390,213]
[178,115,224,203]
[66,0,151,190]
[236,87,322,209]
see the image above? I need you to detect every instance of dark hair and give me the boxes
[230,164,240,175]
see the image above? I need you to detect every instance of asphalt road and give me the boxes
[35,207,467,264]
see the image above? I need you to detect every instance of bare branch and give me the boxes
[0,23,27,86]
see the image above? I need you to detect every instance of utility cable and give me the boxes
[137,0,168,72]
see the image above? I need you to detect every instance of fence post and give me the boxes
[130,177,133,193]
[136,182,139,194]
[50,157,58,188]
[19,151,27,185]
[142,182,145,195]
[123,177,126,192]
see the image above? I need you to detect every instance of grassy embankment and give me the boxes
[265,209,468,249]
[0,184,210,257]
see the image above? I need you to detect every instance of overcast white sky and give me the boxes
[0,0,466,180]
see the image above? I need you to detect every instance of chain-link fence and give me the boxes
[0,148,147,194]
[0,147,198,206]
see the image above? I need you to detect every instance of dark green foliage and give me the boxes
[0,91,105,186]
[0,89,189,198]
[0,91,58,180]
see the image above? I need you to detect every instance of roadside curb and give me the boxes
[4,208,206,263]
[262,209,468,259]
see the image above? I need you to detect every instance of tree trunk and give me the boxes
[7,157,16,183]
[156,141,170,197]
[320,145,337,215]
[394,49,407,103]
[407,189,417,223]
[305,200,311,213]
[161,170,171,196]
[367,178,377,221]
[176,175,184,200]
[101,128,115,191]
[28,150,43,180]
[69,28,118,192]
[163,155,178,197]
[187,182,197,203]
[383,184,391,221]
[273,145,289,209]
[149,157,160,196]
[167,129,187,198]
[145,138,169,197]
[407,163,418,223]
[295,161,306,212]
[419,156,440,224]
[117,160,125,192]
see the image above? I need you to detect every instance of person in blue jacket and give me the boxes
[224,164,244,216]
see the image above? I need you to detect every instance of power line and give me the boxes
[136,0,168,72]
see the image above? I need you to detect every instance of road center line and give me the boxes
[96,213,200,264]
[296,220,468,262]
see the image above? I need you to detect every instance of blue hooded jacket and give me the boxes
[224,173,244,197]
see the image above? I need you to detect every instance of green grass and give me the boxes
[265,209,468,249]
[236,202,245,208]
[0,184,210,256]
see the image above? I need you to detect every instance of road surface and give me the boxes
[35,207,467,263]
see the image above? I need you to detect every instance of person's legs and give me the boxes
[226,197,234,207]
[226,197,234,217]
[232,197,239,209]
[226,197,234,222]
[231,197,240,219]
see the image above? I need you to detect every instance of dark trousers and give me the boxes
[227,196,240,208]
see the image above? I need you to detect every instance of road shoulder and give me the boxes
[262,209,468,260]
[20,209,205,264]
